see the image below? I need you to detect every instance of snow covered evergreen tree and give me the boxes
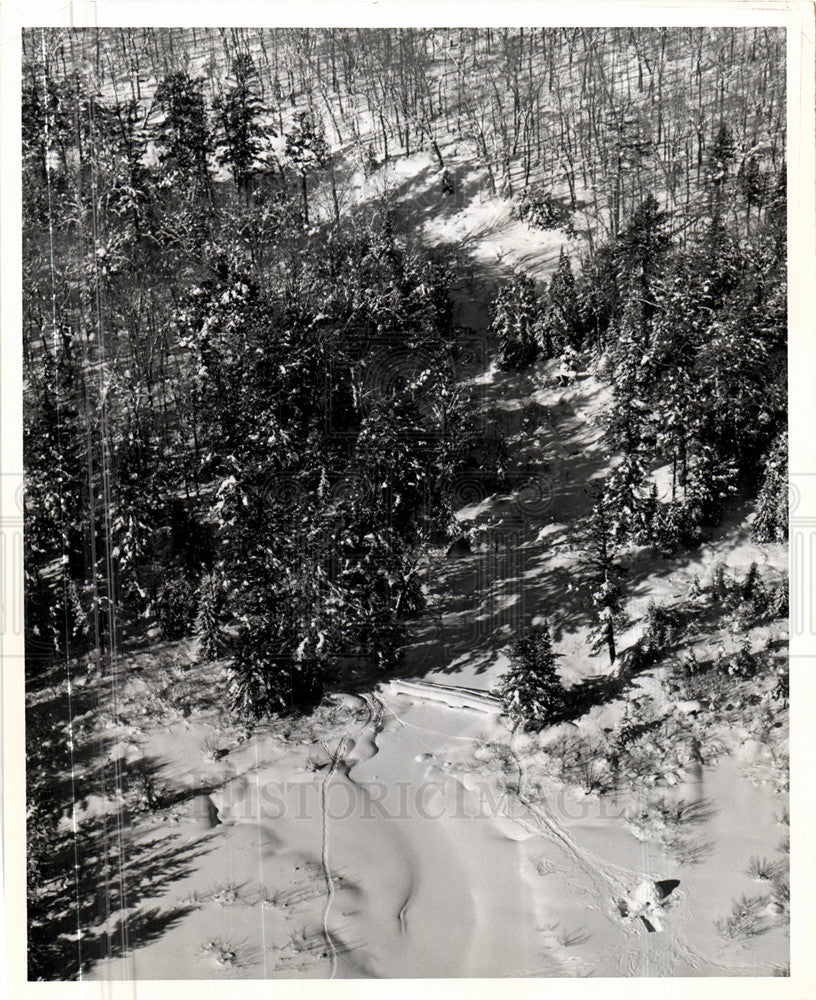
[541,248,582,354]
[284,110,329,225]
[230,610,325,719]
[706,120,735,213]
[195,572,226,659]
[606,451,652,545]
[752,430,788,542]
[24,336,91,665]
[152,72,213,201]
[585,490,625,667]
[215,53,273,191]
[497,623,565,731]
[491,269,541,370]
[613,194,671,353]
[154,573,197,640]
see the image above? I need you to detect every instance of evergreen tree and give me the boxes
[284,110,329,226]
[682,442,738,530]
[765,162,786,250]
[653,367,697,504]
[706,120,735,213]
[696,286,785,474]
[585,490,624,667]
[195,572,226,659]
[152,72,213,202]
[613,194,671,352]
[497,623,565,731]
[541,248,582,353]
[215,53,273,192]
[229,606,326,719]
[154,573,197,640]
[491,269,541,370]
[22,67,74,222]
[752,430,788,542]
[24,337,90,664]
[605,451,652,545]
[687,216,745,308]
[103,96,156,244]
[738,155,764,230]
[577,242,621,350]
[615,194,671,281]
[109,430,163,609]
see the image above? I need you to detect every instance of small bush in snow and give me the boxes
[745,856,783,882]
[722,640,768,680]
[716,894,771,940]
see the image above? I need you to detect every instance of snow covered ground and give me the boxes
[56,353,786,980]
[28,146,788,981]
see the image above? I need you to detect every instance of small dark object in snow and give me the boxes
[446,534,471,556]
[655,879,680,901]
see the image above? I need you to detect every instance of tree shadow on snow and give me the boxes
[27,742,219,981]
[28,807,215,980]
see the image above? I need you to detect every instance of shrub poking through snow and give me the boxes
[745,856,783,882]
[200,736,226,762]
[201,937,240,965]
[207,882,242,905]
[614,715,663,750]
[771,873,790,921]
[724,640,767,680]
[497,623,566,731]
[716,894,771,940]
[130,759,163,812]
